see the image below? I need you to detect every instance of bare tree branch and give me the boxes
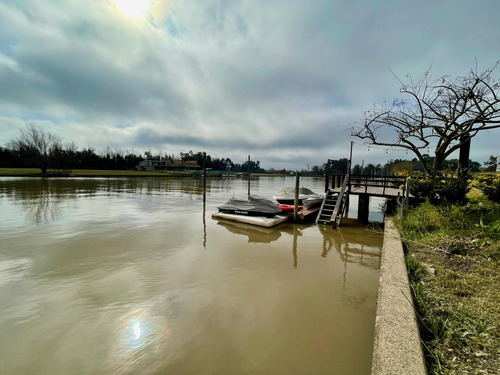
[350,62,500,174]
[14,124,62,175]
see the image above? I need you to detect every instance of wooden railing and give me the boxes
[349,174,408,198]
[324,172,348,191]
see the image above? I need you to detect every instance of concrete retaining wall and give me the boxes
[371,217,426,375]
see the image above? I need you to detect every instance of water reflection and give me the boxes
[0,258,33,287]
[213,217,380,272]
[318,225,381,270]
[216,220,286,243]
[319,224,382,299]
[202,201,207,248]
[292,226,300,268]
[0,178,74,223]
[0,177,219,224]
[215,219,308,268]
[109,306,170,374]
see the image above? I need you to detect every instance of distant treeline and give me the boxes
[300,155,490,176]
[178,151,264,173]
[1,132,496,175]
[351,157,483,175]
[0,146,265,173]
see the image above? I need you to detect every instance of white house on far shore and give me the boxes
[136,159,200,171]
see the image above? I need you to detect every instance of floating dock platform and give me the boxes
[211,213,288,228]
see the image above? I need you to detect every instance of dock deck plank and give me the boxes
[332,186,405,198]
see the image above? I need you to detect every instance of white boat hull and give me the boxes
[212,213,288,227]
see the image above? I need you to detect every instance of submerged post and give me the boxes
[203,152,207,202]
[247,155,251,198]
[357,194,369,222]
[294,172,300,222]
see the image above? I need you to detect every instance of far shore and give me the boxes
[0,168,193,178]
[0,168,301,178]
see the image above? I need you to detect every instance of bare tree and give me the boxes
[350,62,500,175]
[13,124,62,176]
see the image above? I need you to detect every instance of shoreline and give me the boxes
[0,168,322,178]
[371,217,426,375]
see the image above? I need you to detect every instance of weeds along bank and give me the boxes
[395,174,500,374]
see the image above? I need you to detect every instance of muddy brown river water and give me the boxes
[0,176,383,375]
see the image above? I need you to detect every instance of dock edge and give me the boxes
[371,217,426,375]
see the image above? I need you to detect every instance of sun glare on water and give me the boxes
[113,0,151,18]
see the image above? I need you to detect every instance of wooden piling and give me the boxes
[357,194,370,222]
[203,152,207,202]
[294,172,300,222]
[292,226,298,268]
[247,155,251,198]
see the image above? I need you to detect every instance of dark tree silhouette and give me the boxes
[12,124,62,175]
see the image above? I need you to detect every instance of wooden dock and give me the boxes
[295,206,321,222]
[332,185,405,198]
[317,174,409,227]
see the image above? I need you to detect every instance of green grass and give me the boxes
[71,169,191,176]
[397,200,500,374]
[0,168,41,175]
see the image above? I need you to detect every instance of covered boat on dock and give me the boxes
[302,195,325,209]
[272,187,321,205]
[217,196,282,218]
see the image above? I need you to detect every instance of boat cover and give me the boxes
[302,196,324,209]
[273,187,318,199]
[218,196,282,216]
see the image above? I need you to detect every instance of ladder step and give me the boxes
[316,186,347,224]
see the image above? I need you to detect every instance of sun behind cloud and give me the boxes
[113,0,151,18]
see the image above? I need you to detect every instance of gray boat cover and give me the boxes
[218,196,282,216]
[273,187,318,198]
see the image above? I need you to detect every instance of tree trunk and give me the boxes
[41,160,48,176]
[458,135,471,179]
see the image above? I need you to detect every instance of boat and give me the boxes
[276,203,304,212]
[272,187,321,205]
[217,196,283,218]
[302,195,325,209]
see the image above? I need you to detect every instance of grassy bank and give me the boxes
[0,168,42,175]
[0,168,193,177]
[396,199,500,374]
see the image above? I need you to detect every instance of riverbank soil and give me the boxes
[396,200,500,374]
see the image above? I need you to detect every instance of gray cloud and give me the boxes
[0,0,499,169]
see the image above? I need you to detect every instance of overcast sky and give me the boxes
[0,0,499,170]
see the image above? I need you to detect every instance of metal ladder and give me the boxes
[316,190,339,225]
[316,172,350,228]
